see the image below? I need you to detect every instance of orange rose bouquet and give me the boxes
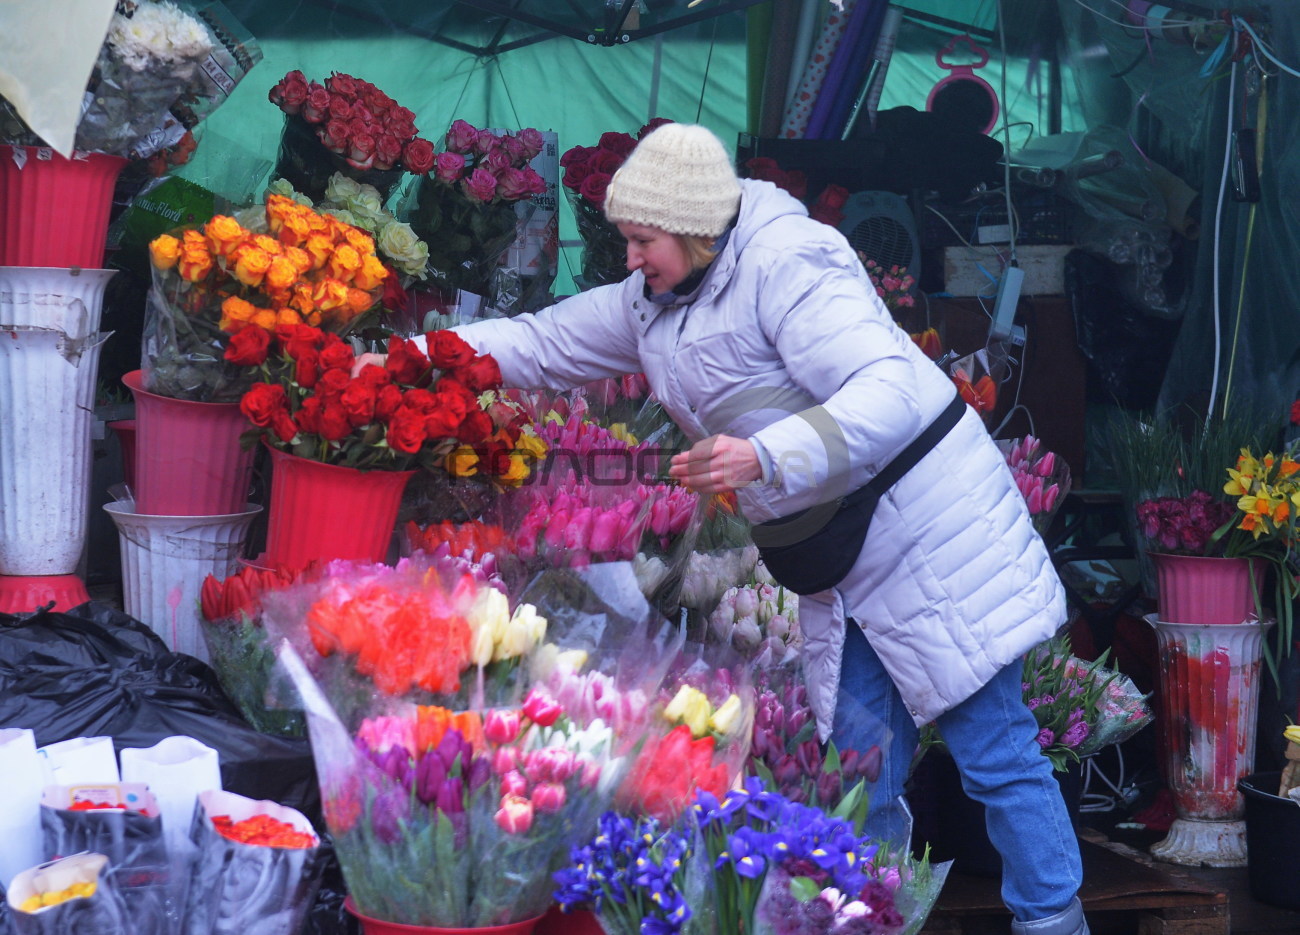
[143,193,390,402]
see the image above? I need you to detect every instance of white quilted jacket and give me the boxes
[451,180,1066,736]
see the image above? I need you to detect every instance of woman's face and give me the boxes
[617,222,693,294]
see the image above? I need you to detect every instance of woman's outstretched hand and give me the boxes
[669,434,762,494]
[351,352,387,377]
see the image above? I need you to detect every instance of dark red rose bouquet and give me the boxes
[269,70,435,201]
[559,118,671,289]
[405,119,547,298]
[238,327,533,481]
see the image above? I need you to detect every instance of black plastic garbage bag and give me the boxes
[0,604,318,823]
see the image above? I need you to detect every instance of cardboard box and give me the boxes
[942,244,1073,296]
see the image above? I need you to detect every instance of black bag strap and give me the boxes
[865,393,966,495]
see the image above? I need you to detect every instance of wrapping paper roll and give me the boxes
[783,0,825,122]
[780,0,858,139]
[805,0,883,140]
[0,728,44,888]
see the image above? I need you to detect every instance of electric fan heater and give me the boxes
[837,191,921,281]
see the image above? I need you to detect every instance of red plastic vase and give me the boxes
[1151,553,1264,625]
[124,371,256,516]
[264,446,414,572]
[0,146,127,268]
[344,898,542,935]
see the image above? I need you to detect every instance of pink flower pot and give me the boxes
[1151,553,1264,625]
[344,898,542,935]
[264,446,414,572]
[0,147,127,268]
[124,370,256,516]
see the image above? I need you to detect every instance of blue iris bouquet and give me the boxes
[555,778,948,935]
[553,811,701,935]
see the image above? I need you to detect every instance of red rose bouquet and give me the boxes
[403,119,546,298]
[560,118,671,289]
[238,327,531,483]
[269,70,435,202]
[144,194,390,402]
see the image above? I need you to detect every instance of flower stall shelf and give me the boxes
[104,498,262,662]
[1147,614,1271,867]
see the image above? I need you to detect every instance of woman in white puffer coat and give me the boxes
[403,123,1087,935]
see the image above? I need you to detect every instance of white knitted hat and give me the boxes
[604,123,741,238]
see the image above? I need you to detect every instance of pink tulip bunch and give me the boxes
[1001,435,1071,534]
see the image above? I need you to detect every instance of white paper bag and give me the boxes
[36,736,119,789]
[120,736,221,859]
[0,728,44,888]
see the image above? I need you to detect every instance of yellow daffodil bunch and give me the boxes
[1223,447,1300,544]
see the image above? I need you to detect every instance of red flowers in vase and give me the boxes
[239,327,526,480]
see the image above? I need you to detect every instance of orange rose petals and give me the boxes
[211,813,318,849]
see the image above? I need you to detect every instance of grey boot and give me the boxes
[1010,897,1089,935]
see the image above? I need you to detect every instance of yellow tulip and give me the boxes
[1284,725,1300,744]
[708,693,744,737]
[446,446,480,477]
[664,685,712,738]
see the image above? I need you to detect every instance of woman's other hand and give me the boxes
[351,352,387,377]
[669,435,761,494]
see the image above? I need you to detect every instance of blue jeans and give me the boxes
[831,622,1083,922]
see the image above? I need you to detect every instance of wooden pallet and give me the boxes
[920,835,1228,935]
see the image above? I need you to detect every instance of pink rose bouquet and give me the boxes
[404,119,546,298]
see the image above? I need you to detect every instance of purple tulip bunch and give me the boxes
[357,724,490,848]
[749,676,881,824]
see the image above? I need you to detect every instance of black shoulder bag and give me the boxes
[750,393,966,595]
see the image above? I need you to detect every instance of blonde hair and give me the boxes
[678,233,719,270]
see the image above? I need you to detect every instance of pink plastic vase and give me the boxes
[264,446,414,572]
[0,146,127,268]
[1151,553,1264,625]
[344,898,542,935]
[124,371,256,516]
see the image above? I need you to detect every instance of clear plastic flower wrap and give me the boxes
[7,853,130,935]
[615,642,755,825]
[199,565,309,737]
[183,789,324,935]
[999,436,1072,538]
[268,562,688,928]
[1072,660,1153,757]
